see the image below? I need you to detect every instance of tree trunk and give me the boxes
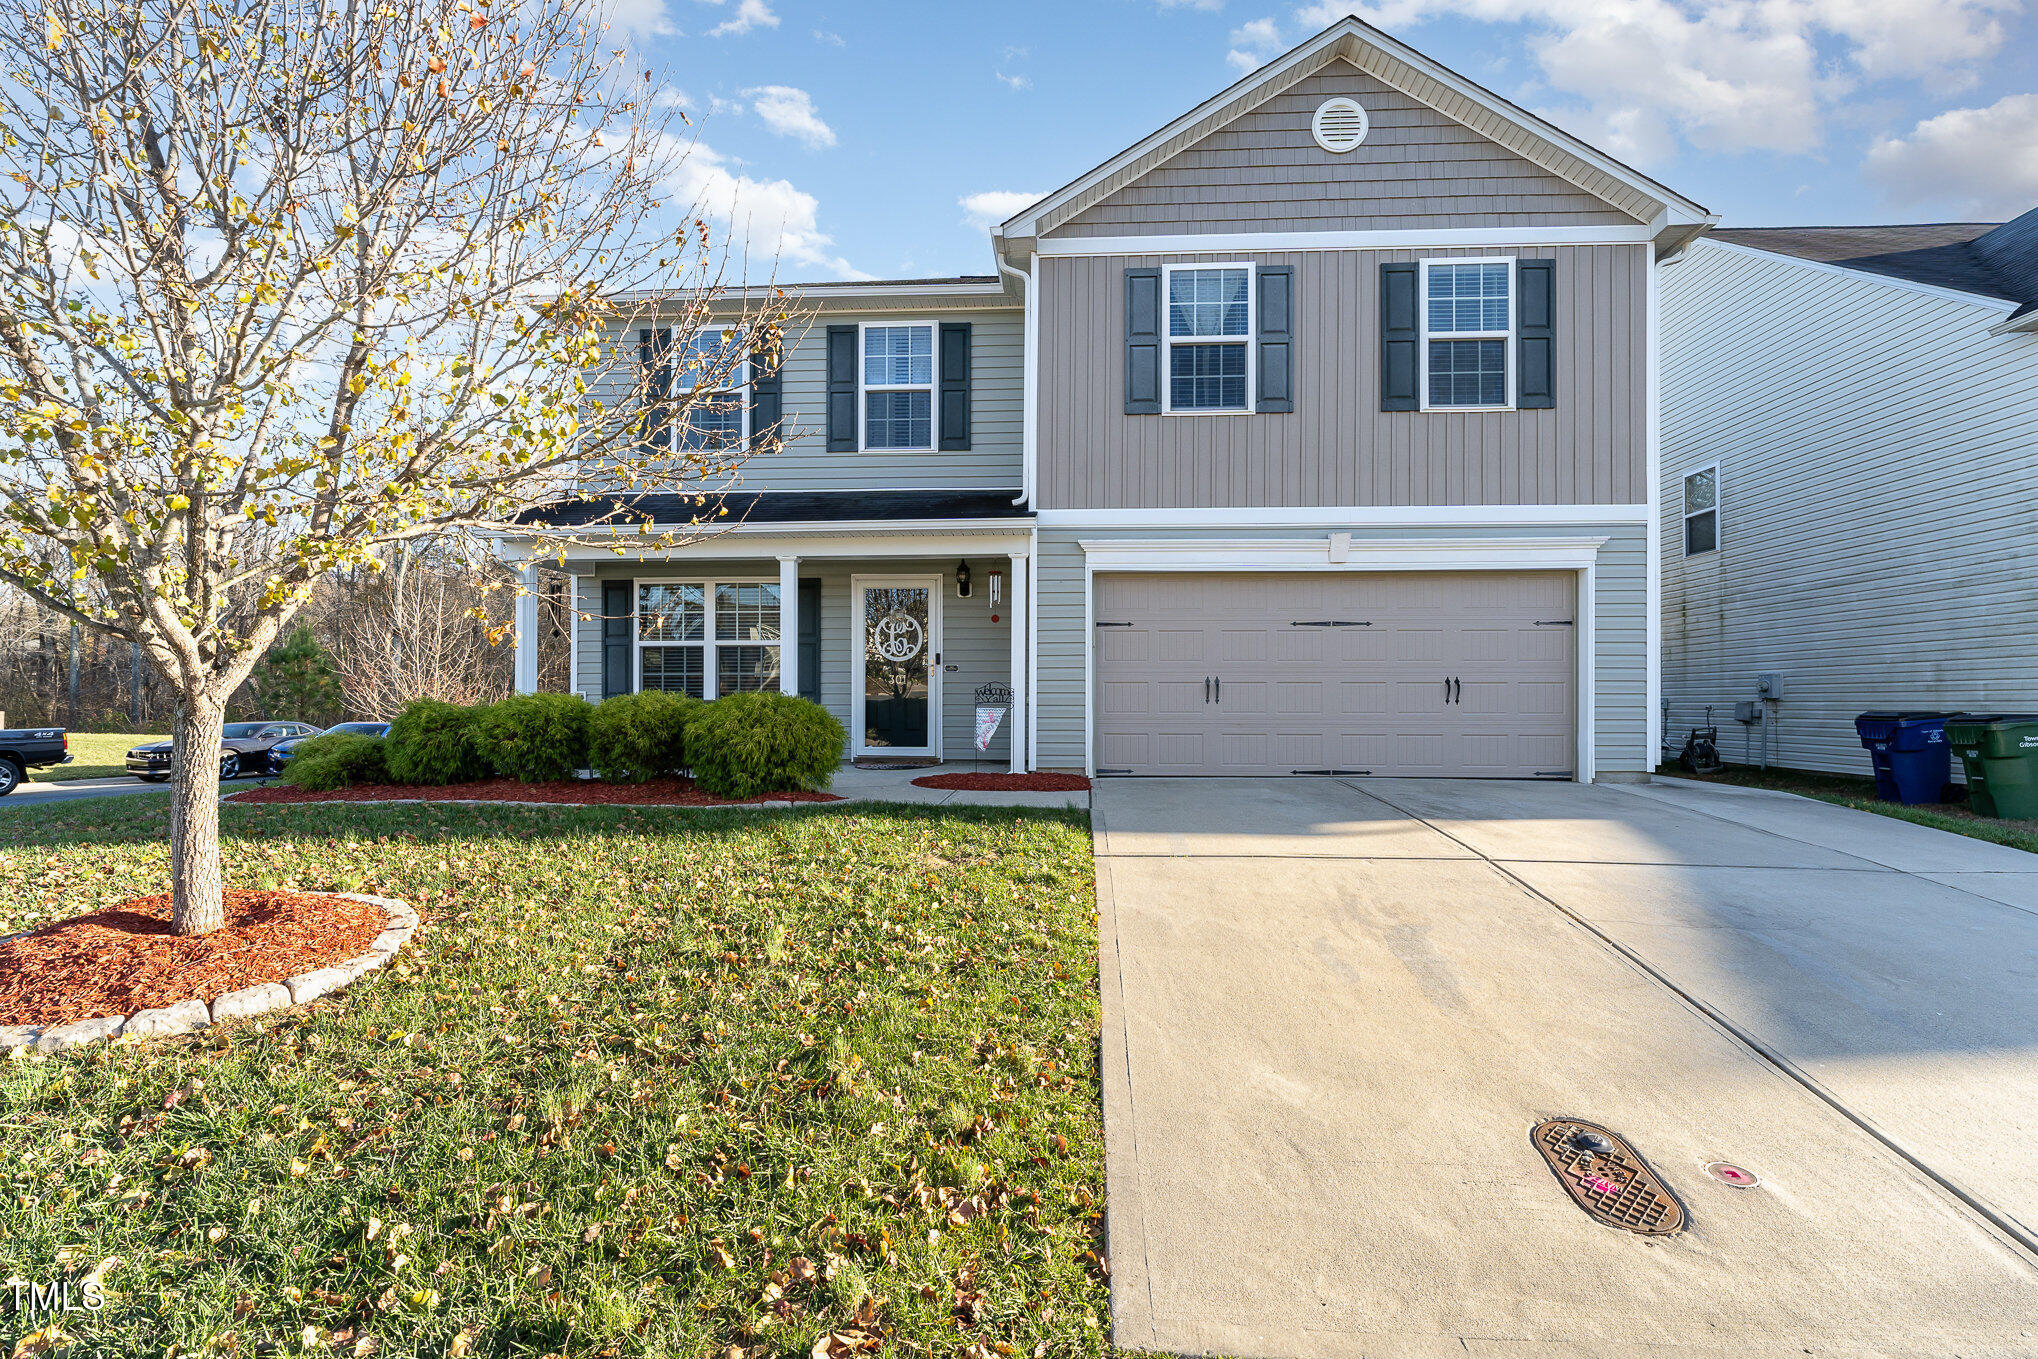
[168,691,228,935]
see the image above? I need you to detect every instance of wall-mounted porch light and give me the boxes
[955,559,973,598]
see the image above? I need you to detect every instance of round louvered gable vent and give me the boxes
[1312,97,1369,153]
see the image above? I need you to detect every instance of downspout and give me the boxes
[993,231,1035,508]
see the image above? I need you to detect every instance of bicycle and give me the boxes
[1677,707,1723,776]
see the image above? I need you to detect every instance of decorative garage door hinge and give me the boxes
[1535,619,1576,626]
[1094,621,1132,628]
[1291,619,1372,627]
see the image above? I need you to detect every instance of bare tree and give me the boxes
[0,0,789,932]
[328,543,513,717]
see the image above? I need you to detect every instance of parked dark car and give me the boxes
[0,725,70,796]
[126,722,323,783]
[268,721,389,773]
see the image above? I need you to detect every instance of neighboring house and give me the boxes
[503,16,1711,780]
[1660,211,2038,775]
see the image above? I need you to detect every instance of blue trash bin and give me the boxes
[1854,712,1956,805]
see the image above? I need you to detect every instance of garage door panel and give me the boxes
[1093,571,1576,778]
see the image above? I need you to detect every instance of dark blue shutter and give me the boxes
[639,327,674,449]
[797,578,822,704]
[825,325,858,451]
[1256,265,1294,413]
[938,322,972,450]
[1516,259,1556,410]
[1124,268,1162,415]
[1379,264,1418,412]
[749,333,783,449]
[601,580,633,698]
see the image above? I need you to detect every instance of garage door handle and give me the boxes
[1214,676,1221,703]
[1204,677,1211,704]
[1452,677,1461,704]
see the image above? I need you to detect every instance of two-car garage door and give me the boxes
[1093,571,1577,778]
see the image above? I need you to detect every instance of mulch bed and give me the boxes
[0,890,388,1027]
[228,777,843,807]
[910,772,1092,792]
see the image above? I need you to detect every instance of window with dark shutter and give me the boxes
[639,327,675,449]
[1124,267,1162,415]
[750,334,783,450]
[798,578,822,704]
[1256,265,1294,413]
[938,322,972,450]
[601,580,634,698]
[1516,259,1556,410]
[825,324,858,451]
[1379,263,1418,411]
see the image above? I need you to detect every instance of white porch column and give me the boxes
[1008,552,1028,773]
[514,560,540,694]
[778,555,800,696]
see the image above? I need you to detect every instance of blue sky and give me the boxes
[618,0,2038,282]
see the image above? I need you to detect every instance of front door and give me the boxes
[854,577,942,758]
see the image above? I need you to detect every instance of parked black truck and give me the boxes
[0,725,70,795]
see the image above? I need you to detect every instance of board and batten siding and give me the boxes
[572,559,1016,762]
[1037,245,1648,510]
[1050,61,1641,238]
[1660,239,2038,777]
[1031,522,1651,777]
[582,308,1024,493]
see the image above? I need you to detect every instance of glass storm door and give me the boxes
[856,578,940,757]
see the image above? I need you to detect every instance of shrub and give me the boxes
[686,692,846,799]
[384,699,493,785]
[280,734,389,792]
[589,690,699,783]
[472,693,593,782]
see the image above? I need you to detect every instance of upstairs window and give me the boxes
[862,323,935,449]
[1165,265,1252,412]
[1682,467,1719,555]
[676,328,748,452]
[1422,260,1513,410]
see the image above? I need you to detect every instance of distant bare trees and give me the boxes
[327,546,515,719]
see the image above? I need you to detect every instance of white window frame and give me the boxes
[1418,257,1516,413]
[633,576,784,700]
[1161,261,1256,415]
[674,326,749,453]
[858,319,939,452]
[1681,463,1720,557]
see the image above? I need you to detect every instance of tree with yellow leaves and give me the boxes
[0,0,789,933]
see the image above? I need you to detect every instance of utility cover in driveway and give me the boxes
[1532,1118,1686,1235]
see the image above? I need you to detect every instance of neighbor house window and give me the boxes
[1422,260,1513,409]
[1682,467,1719,555]
[862,323,934,449]
[638,580,780,698]
[1165,265,1252,412]
[676,328,747,452]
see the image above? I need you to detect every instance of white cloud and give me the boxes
[1276,0,2019,164]
[1866,94,2038,217]
[599,0,678,37]
[699,0,778,38]
[813,29,845,46]
[747,86,836,148]
[1227,16,1286,72]
[1160,0,1227,10]
[668,138,867,280]
[996,71,1033,90]
[960,190,1045,231]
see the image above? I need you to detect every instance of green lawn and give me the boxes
[1656,762,2038,857]
[0,795,1109,1358]
[28,731,163,782]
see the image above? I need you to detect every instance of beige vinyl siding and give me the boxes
[1032,522,1651,777]
[584,308,1024,494]
[1051,62,1640,238]
[1037,244,1648,509]
[1660,239,2038,777]
[573,558,1015,762]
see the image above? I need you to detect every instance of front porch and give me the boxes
[509,491,1035,773]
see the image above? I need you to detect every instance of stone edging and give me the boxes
[0,892,418,1057]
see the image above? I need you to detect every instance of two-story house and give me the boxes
[505,16,1711,782]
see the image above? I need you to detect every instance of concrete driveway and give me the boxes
[1093,776,2038,1358]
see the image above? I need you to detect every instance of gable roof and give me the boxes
[996,16,1711,257]
[1709,208,2038,329]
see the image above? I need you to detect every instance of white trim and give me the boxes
[567,573,581,698]
[1644,251,1662,768]
[514,562,540,695]
[550,530,1034,567]
[778,556,801,697]
[1678,463,1719,557]
[1027,525,1040,773]
[622,281,1015,304]
[1023,253,1039,504]
[1419,257,1516,412]
[1077,535,1605,782]
[632,575,784,701]
[850,574,944,760]
[1695,237,2021,314]
[1008,551,1029,774]
[1034,504,1646,528]
[1036,225,1655,257]
[857,319,941,453]
[1161,261,1256,414]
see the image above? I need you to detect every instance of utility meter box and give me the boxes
[1734,701,1760,723]
[1756,673,1785,700]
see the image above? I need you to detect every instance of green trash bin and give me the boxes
[1946,715,2038,819]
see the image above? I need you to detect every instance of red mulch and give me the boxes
[0,890,390,1027]
[228,777,843,807]
[910,772,1092,792]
